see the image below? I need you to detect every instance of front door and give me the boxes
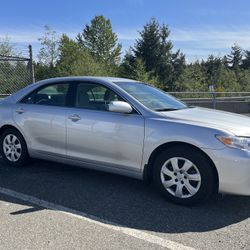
[66,82,145,172]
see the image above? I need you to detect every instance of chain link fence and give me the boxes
[0,46,34,98]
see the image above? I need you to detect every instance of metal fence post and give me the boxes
[209,85,216,109]
[212,91,216,109]
[28,45,35,83]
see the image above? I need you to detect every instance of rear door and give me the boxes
[13,82,72,157]
[66,81,145,172]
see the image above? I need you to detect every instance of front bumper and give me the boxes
[204,147,250,195]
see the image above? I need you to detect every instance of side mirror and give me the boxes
[108,101,133,114]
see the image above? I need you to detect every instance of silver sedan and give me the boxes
[0,77,250,205]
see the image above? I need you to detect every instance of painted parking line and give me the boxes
[0,187,195,250]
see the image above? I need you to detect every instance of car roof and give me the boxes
[36,76,138,85]
[91,76,137,82]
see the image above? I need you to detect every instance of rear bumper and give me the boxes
[204,147,250,195]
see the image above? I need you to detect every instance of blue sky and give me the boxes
[1,0,250,61]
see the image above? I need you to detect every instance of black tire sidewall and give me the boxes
[0,128,29,167]
[153,145,215,205]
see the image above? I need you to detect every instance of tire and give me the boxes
[152,145,216,206]
[0,128,29,167]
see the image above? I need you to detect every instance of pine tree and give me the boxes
[133,18,185,90]
[134,18,162,72]
[132,59,157,85]
[57,35,82,75]
[77,15,121,66]
[176,62,207,92]
[242,50,250,70]
[201,55,222,87]
[119,49,136,79]
[226,44,243,71]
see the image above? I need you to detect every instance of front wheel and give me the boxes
[153,145,216,205]
[0,128,29,167]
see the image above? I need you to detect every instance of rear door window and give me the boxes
[21,83,70,107]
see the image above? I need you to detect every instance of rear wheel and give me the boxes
[0,128,29,167]
[153,145,216,205]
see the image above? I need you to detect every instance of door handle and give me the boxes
[15,108,25,114]
[68,114,81,122]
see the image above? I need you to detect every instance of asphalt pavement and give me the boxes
[0,158,249,250]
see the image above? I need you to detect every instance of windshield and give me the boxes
[116,82,187,111]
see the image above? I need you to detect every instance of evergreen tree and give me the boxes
[226,44,243,71]
[216,66,240,92]
[237,70,250,91]
[242,50,250,70]
[119,51,157,85]
[34,63,58,81]
[119,49,136,79]
[57,34,107,77]
[132,59,157,85]
[134,19,163,72]
[77,15,122,66]
[201,55,222,87]
[57,35,82,75]
[176,62,207,92]
[133,18,185,90]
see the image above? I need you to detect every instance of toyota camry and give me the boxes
[0,77,250,205]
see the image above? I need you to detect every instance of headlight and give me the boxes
[216,135,250,151]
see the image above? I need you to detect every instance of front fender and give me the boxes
[142,118,229,169]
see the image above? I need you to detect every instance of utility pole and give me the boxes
[28,44,35,83]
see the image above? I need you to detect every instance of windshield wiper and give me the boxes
[155,108,179,112]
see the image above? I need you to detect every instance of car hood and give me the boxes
[160,107,250,136]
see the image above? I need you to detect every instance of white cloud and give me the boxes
[0,33,40,43]
[115,27,139,41]
[0,26,78,44]
[171,27,250,49]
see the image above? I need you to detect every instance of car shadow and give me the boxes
[0,159,249,234]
